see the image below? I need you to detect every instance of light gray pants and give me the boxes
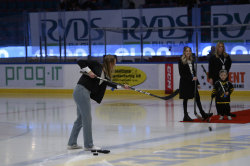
[68,84,93,148]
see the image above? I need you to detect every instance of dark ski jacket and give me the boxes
[211,79,234,104]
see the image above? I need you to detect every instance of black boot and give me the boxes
[230,113,236,117]
[217,110,221,115]
[200,111,213,121]
[206,112,213,117]
[183,114,194,121]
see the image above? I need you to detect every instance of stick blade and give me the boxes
[162,89,179,100]
[195,113,204,121]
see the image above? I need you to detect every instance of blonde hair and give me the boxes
[215,42,228,58]
[181,46,193,64]
[102,55,116,79]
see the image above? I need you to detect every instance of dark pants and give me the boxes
[217,103,230,116]
[213,76,230,115]
[183,90,204,116]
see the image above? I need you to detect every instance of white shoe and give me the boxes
[84,146,102,151]
[228,116,232,120]
[219,116,224,120]
[67,144,82,150]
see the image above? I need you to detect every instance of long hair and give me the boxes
[102,55,116,79]
[181,46,193,64]
[215,42,228,58]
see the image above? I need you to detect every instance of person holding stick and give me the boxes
[178,46,213,121]
[211,70,234,120]
[67,55,130,150]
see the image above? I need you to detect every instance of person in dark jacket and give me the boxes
[211,70,234,120]
[67,55,130,150]
[206,46,215,61]
[209,42,232,85]
[178,46,213,121]
[209,42,232,115]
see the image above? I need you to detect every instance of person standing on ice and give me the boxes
[178,46,213,121]
[67,55,130,150]
[208,42,236,118]
[211,70,234,120]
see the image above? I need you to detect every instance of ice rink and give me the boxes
[1,93,250,166]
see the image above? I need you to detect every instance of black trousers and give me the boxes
[183,90,204,116]
[217,103,230,116]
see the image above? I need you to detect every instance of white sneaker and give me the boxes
[227,116,232,120]
[67,144,82,150]
[219,116,224,120]
[84,146,101,151]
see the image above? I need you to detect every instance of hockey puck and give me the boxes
[97,150,110,154]
[102,150,110,154]
[93,152,98,156]
[91,150,97,152]
[209,126,212,131]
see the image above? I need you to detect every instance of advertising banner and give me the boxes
[165,64,173,93]
[211,4,250,55]
[119,8,188,56]
[113,66,147,86]
[0,65,64,87]
[115,64,159,89]
[0,63,249,91]
[28,8,188,57]
[197,64,249,90]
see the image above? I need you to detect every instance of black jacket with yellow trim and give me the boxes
[211,79,234,104]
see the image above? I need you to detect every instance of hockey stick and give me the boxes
[219,81,228,98]
[208,98,213,131]
[201,64,213,126]
[80,71,179,100]
[201,64,209,77]
[207,98,213,122]
[194,33,204,121]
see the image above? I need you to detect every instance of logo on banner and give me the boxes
[113,66,147,86]
[41,18,103,41]
[228,72,245,88]
[213,13,250,38]
[165,64,173,93]
[123,15,188,40]
[3,66,63,87]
